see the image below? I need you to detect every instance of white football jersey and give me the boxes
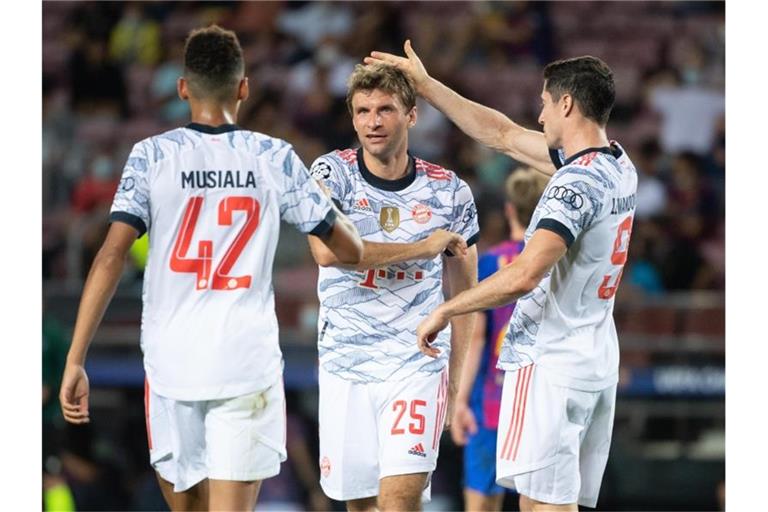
[110,123,336,401]
[497,142,638,391]
[310,148,480,383]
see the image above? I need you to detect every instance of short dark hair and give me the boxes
[543,56,615,126]
[183,25,244,101]
[346,63,416,115]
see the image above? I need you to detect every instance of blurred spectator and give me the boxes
[633,138,668,220]
[69,37,128,117]
[647,71,725,155]
[109,3,161,66]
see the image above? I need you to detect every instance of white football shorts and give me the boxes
[318,367,449,501]
[495,365,615,508]
[144,378,287,492]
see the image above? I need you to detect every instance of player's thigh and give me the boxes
[464,425,506,498]
[208,478,262,511]
[464,488,505,512]
[378,472,429,511]
[519,494,578,512]
[204,382,287,484]
[155,473,208,512]
[377,369,449,479]
[318,367,380,501]
[576,384,616,508]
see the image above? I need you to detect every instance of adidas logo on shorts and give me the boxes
[408,443,427,458]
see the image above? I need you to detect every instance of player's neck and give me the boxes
[362,148,411,181]
[188,100,239,127]
[561,122,609,162]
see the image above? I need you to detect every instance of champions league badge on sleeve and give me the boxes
[310,161,332,180]
[380,206,400,232]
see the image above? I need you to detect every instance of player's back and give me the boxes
[111,124,333,400]
[498,143,638,390]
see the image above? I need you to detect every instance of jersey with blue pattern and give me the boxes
[110,125,335,401]
[312,148,479,383]
[497,142,638,391]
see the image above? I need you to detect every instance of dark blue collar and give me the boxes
[356,147,416,192]
[186,123,240,134]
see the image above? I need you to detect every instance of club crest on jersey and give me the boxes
[411,203,432,224]
[380,206,400,232]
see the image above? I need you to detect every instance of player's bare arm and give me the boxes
[60,222,139,424]
[365,40,556,176]
[443,245,479,430]
[417,230,567,357]
[308,227,467,271]
[311,202,364,265]
[450,311,485,446]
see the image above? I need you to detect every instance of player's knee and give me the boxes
[519,494,577,512]
[346,496,378,512]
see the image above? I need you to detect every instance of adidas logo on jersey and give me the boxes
[353,197,373,212]
[408,443,427,458]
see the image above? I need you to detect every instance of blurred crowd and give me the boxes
[43,0,725,294]
[42,2,725,510]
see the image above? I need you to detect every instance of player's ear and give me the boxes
[407,105,417,128]
[238,77,249,102]
[178,77,189,101]
[561,93,574,117]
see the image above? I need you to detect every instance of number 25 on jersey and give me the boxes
[170,196,260,291]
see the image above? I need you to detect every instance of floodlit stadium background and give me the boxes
[42,2,725,510]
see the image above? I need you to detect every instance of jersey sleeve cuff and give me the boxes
[109,211,147,237]
[309,208,337,237]
[536,218,574,247]
[444,231,479,256]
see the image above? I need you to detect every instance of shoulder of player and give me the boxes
[309,149,355,180]
[413,156,456,183]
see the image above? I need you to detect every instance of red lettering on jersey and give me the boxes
[576,152,598,167]
[335,149,357,165]
[598,215,634,299]
[416,159,453,181]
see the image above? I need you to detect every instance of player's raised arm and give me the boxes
[60,222,139,425]
[365,40,556,176]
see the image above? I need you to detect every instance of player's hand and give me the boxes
[60,363,90,424]
[450,401,478,446]
[423,229,467,258]
[417,308,450,358]
[365,40,430,92]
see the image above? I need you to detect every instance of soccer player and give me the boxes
[306,63,480,511]
[368,43,637,511]
[451,168,547,512]
[59,25,362,512]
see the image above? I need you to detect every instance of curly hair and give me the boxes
[183,25,244,102]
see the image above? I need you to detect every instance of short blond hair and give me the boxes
[505,168,548,227]
[346,63,417,115]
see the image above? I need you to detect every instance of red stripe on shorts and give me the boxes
[144,378,153,450]
[511,365,534,460]
[500,367,523,459]
[432,369,448,450]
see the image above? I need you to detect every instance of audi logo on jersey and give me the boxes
[546,186,584,209]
